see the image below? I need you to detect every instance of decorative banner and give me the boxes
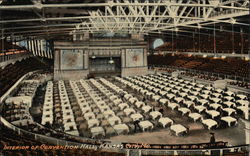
[60,50,83,70]
[125,49,144,67]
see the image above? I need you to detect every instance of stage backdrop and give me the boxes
[60,50,84,70]
[125,49,144,67]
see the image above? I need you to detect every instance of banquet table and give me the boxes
[170,124,188,136]
[90,127,105,137]
[194,105,206,113]
[223,102,236,108]
[130,113,144,121]
[222,108,236,116]
[124,108,136,116]
[221,116,237,127]
[158,117,174,128]
[210,103,222,110]
[206,110,220,119]
[202,119,218,130]
[178,107,191,116]
[142,105,152,113]
[168,103,180,110]
[87,119,100,128]
[139,121,154,131]
[149,111,162,120]
[113,124,129,134]
[108,116,121,126]
[188,113,202,122]
[118,103,129,110]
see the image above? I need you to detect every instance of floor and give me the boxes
[108,77,248,146]
[109,118,247,146]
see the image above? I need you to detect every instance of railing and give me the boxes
[0,51,32,63]
[0,114,249,156]
[149,64,250,82]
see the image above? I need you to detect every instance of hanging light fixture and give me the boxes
[198,24,201,53]
[108,36,114,64]
[108,57,114,64]
[231,22,235,54]
[213,23,216,57]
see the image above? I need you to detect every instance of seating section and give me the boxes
[1,73,249,154]
[0,57,50,96]
[156,32,249,54]
[38,74,249,138]
[115,74,249,132]
[148,54,250,78]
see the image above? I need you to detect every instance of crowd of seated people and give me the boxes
[148,54,250,78]
[0,57,50,97]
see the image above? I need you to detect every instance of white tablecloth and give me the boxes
[198,99,209,106]
[178,107,191,116]
[108,116,121,126]
[135,101,145,108]
[210,98,221,103]
[210,103,222,110]
[87,119,99,128]
[142,105,152,113]
[103,110,115,118]
[166,94,175,99]
[159,117,173,127]
[175,97,184,103]
[202,119,218,130]
[149,111,162,120]
[184,101,194,108]
[206,110,220,119]
[159,98,168,105]
[152,95,161,101]
[170,124,187,136]
[194,105,206,113]
[237,94,247,100]
[224,96,234,101]
[113,124,129,134]
[124,108,136,116]
[118,103,129,110]
[223,102,236,108]
[81,106,92,114]
[236,100,249,106]
[139,120,153,131]
[168,103,180,110]
[113,99,123,105]
[90,127,105,137]
[129,97,138,104]
[222,108,236,116]
[130,113,143,121]
[188,113,202,122]
[221,116,237,127]
[124,94,133,100]
[84,112,95,120]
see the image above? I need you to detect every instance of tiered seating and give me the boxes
[156,32,249,54]
[148,54,250,78]
[0,57,50,96]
